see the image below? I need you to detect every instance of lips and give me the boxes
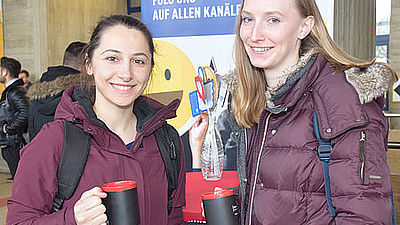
[111,83,135,91]
[251,46,272,53]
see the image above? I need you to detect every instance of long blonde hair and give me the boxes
[232,0,396,128]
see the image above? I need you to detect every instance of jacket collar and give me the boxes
[0,78,24,102]
[225,53,394,114]
[5,78,19,88]
[266,51,315,104]
[134,97,180,134]
[40,66,80,82]
[266,53,317,114]
[271,53,394,110]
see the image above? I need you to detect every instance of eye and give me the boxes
[133,59,145,64]
[242,16,253,23]
[106,56,118,62]
[268,17,280,24]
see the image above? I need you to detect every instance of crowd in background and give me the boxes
[0,41,86,182]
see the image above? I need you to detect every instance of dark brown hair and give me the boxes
[1,56,21,78]
[82,14,155,74]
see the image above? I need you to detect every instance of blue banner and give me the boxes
[141,0,241,38]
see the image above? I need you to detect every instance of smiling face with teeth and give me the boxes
[86,25,152,109]
[239,0,314,86]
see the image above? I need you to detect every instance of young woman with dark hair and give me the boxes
[7,15,185,225]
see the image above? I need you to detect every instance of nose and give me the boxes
[250,21,265,42]
[118,60,134,82]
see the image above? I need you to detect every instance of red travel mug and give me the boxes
[101,180,140,225]
[202,189,239,225]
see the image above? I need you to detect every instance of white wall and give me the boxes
[316,0,334,37]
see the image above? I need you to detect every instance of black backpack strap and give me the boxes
[51,119,91,213]
[154,123,181,214]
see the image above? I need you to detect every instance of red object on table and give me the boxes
[182,171,240,221]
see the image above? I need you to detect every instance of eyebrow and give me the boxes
[241,9,284,17]
[100,49,149,58]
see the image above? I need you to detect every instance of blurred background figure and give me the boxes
[18,70,32,90]
[39,41,85,82]
[0,56,29,182]
[27,41,86,140]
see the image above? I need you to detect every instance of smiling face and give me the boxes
[86,25,152,109]
[240,0,313,80]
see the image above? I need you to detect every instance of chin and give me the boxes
[249,60,270,69]
[115,102,135,109]
[112,97,136,108]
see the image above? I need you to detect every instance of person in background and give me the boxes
[191,0,396,224]
[7,14,185,225]
[18,70,32,90]
[27,41,86,140]
[40,41,86,82]
[0,57,29,182]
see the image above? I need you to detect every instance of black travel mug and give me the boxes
[202,189,239,225]
[101,180,140,225]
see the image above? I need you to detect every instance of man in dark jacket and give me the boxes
[0,56,29,181]
[27,41,86,140]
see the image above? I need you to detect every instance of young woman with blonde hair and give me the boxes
[214,0,396,224]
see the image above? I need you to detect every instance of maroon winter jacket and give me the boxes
[7,86,186,225]
[245,54,394,224]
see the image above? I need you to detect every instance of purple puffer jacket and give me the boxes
[245,54,394,225]
[7,86,186,225]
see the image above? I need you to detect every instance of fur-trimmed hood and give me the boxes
[345,64,394,104]
[222,55,394,106]
[27,74,94,101]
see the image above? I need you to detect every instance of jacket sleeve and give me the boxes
[4,88,29,134]
[330,102,393,224]
[27,104,38,140]
[6,121,77,225]
[168,138,186,225]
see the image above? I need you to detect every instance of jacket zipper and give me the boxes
[248,113,271,225]
[359,131,366,184]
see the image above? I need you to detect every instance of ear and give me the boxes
[85,54,94,76]
[1,68,7,77]
[86,64,93,76]
[298,15,315,40]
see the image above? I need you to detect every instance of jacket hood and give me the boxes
[40,66,80,82]
[54,86,180,149]
[345,64,394,104]
[27,74,94,101]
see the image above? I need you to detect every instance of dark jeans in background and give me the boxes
[1,141,25,178]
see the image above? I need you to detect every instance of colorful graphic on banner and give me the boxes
[142,0,241,38]
[143,40,197,132]
[142,0,238,134]
[142,0,335,135]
